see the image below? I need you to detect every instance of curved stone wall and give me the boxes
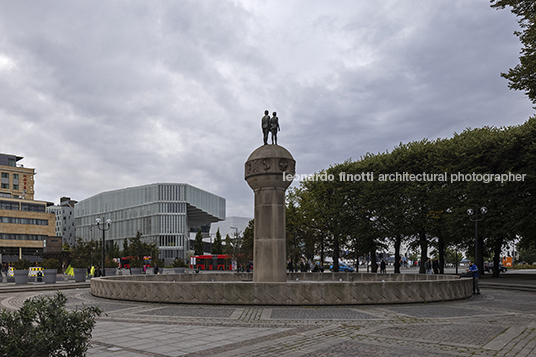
[90,273,473,305]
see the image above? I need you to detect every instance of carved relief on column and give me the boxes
[278,158,295,176]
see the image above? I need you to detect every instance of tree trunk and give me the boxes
[320,238,325,270]
[332,234,340,272]
[493,234,504,278]
[394,235,401,274]
[438,232,445,274]
[419,229,427,274]
[354,239,359,273]
[478,234,485,277]
[371,247,378,273]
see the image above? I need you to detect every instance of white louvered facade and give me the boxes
[74,183,225,262]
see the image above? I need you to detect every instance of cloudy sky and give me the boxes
[1,0,533,218]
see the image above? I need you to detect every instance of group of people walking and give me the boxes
[424,258,441,274]
[287,260,323,273]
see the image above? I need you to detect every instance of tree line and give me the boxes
[286,118,536,277]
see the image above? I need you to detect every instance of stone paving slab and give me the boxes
[1,284,535,356]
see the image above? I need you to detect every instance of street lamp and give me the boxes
[230,227,239,270]
[467,206,486,273]
[96,218,112,276]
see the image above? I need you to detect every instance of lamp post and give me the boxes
[467,206,486,274]
[230,226,239,271]
[96,218,112,276]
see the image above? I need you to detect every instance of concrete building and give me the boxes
[0,153,57,262]
[47,197,77,247]
[75,183,225,264]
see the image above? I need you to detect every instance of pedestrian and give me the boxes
[425,258,432,274]
[468,261,481,294]
[287,260,294,273]
[153,264,159,275]
[380,259,387,273]
[432,258,440,274]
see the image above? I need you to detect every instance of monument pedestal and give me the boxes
[245,145,295,283]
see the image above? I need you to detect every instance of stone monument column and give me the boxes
[245,145,295,282]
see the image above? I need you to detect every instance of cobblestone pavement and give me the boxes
[1,287,535,357]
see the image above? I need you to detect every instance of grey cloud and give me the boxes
[0,1,533,217]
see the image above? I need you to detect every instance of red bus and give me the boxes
[120,256,152,269]
[190,254,232,270]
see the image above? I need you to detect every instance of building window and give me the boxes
[0,216,49,225]
[0,201,18,210]
[13,184,19,190]
[1,173,8,190]
[7,159,15,167]
[13,174,19,180]
[20,203,45,212]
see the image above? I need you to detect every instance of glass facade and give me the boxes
[75,183,225,262]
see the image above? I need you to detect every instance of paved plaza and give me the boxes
[0,274,535,357]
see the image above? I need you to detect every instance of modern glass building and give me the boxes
[74,183,225,263]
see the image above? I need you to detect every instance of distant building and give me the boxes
[0,153,35,200]
[47,197,78,247]
[0,153,57,262]
[75,183,225,264]
[196,216,252,255]
[209,216,252,239]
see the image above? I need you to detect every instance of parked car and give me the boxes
[329,263,354,272]
[484,262,507,273]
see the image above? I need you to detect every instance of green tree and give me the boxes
[127,231,159,267]
[122,238,130,257]
[241,220,254,262]
[194,229,204,255]
[518,246,536,264]
[444,247,463,265]
[211,228,223,254]
[286,188,307,266]
[107,241,120,259]
[492,0,536,105]
[284,118,536,277]
[70,238,99,268]
[224,234,234,255]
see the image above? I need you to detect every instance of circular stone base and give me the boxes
[90,272,473,305]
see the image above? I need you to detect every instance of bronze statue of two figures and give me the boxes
[261,110,280,145]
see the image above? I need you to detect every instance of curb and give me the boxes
[480,282,536,292]
[0,282,90,293]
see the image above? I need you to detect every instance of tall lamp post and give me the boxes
[230,227,239,270]
[96,218,112,276]
[467,207,486,274]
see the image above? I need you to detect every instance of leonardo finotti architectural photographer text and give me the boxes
[283,172,527,184]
